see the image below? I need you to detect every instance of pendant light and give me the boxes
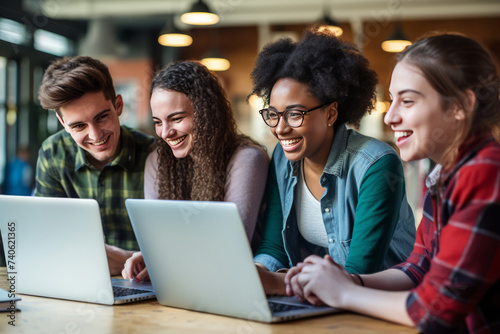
[201,47,230,71]
[200,28,229,71]
[316,1,342,37]
[317,14,343,37]
[181,0,219,26]
[158,17,192,47]
[80,18,120,58]
[381,23,412,53]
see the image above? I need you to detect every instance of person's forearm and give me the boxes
[256,264,287,295]
[360,268,416,291]
[294,256,414,326]
[266,271,286,295]
[341,285,414,327]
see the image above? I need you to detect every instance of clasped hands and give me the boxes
[118,251,358,304]
[284,254,357,308]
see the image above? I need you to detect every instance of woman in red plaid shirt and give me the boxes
[284,33,500,333]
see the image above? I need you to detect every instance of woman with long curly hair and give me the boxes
[285,33,500,333]
[251,28,416,295]
[122,61,269,281]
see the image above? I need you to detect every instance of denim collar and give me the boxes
[322,123,347,177]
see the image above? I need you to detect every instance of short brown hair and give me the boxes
[38,56,116,113]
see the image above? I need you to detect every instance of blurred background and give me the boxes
[1,0,500,218]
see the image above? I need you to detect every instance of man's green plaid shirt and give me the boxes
[34,126,155,250]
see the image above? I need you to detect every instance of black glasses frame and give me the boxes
[259,103,330,128]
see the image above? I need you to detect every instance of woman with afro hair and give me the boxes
[251,28,416,295]
[122,61,269,281]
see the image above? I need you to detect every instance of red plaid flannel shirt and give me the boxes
[394,136,500,334]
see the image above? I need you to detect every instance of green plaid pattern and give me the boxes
[35,126,155,250]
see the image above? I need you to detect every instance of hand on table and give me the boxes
[255,264,287,295]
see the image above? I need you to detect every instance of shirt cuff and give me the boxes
[254,254,287,272]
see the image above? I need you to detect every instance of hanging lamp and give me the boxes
[201,46,230,71]
[158,18,192,47]
[181,0,219,26]
[80,18,120,58]
[317,13,343,37]
[316,1,343,37]
[381,23,412,53]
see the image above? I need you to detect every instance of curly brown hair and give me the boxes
[151,61,250,201]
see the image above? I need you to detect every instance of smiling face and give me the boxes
[57,91,122,170]
[269,78,336,164]
[150,89,195,159]
[384,61,463,164]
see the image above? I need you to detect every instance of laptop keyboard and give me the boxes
[113,286,149,297]
[268,301,308,313]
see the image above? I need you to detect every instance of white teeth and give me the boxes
[168,135,186,146]
[281,138,301,146]
[394,131,411,139]
[92,137,109,145]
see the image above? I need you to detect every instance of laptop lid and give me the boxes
[126,199,339,322]
[0,195,154,305]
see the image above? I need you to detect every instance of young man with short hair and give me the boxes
[36,56,155,275]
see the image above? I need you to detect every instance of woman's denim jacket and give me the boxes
[254,124,416,272]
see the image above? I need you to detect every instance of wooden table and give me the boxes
[0,268,417,334]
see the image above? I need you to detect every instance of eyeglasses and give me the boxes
[259,103,330,128]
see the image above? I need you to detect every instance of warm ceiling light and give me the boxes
[158,33,192,47]
[317,14,343,37]
[248,94,262,109]
[158,21,192,47]
[381,23,412,53]
[201,47,230,71]
[201,57,230,72]
[181,0,219,26]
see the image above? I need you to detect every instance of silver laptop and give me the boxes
[0,195,155,305]
[125,199,340,322]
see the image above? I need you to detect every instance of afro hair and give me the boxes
[250,28,378,126]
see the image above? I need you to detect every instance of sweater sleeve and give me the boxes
[344,154,405,274]
[224,145,269,242]
[143,149,159,200]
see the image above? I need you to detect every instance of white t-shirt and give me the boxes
[295,160,328,248]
